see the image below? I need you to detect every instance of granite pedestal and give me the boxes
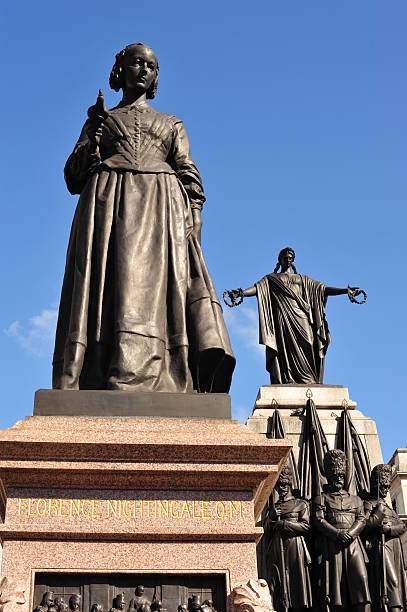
[0,391,291,612]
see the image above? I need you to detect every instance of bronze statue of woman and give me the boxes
[225,247,365,384]
[52,42,234,393]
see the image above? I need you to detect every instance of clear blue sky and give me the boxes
[1,1,406,461]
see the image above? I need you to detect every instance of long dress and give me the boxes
[364,497,407,611]
[52,98,235,393]
[255,273,330,384]
[266,496,313,610]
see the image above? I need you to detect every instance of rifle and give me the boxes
[380,532,389,612]
[266,498,288,612]
[324,556,331,612]
[278,528,289,612]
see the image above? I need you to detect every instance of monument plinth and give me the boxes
[0,395,291,612]
[247,384,383,468]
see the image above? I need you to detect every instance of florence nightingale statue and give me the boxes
[53,43,235,393]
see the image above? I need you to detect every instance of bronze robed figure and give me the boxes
[265,465,312,612]
[53,43,235,393]
[128,587,151,612]
[224,247,366,384]
[314,450,371,612]
[364,465,407,612]
[110,594,126,612]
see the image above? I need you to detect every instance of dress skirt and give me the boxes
[53,169,234,393]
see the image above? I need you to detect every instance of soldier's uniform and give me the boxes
[314,489,371,608]
[364,498,407,611]
[267,496,313,611]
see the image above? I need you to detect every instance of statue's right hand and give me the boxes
[223,288,244,308]
[337,530,352,546]
[86,89,108,146]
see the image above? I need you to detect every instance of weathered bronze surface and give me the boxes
[337,406,371,497]
[34,575,225,612]
[110,594,126,612]
[298,397,329,500]
[364,465,407,612]
[259,400,400,612]
[225,247,366,384]
[314,450,371,612]
[128,586,150,612]
[52,43,234,394]
[69,596,81,612]
[265,465,312,612]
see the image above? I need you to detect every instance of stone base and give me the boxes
[247,384,383,470]
[34,389,231,418]
[254,384,357,410]
[0,395,292,612]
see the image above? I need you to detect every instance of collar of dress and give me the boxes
[114,100,151,113]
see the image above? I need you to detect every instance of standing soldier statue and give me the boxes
[314,450,371,612]
[364,464,407,612]
[266,465,313,612]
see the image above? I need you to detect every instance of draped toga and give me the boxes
[255,274,330,384]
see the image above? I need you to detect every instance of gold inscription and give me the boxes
[16,498,244,521]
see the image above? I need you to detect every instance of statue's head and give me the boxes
[324,449,346,491]
[90,604,103,612]
[69,595,81,611]
[54,595,65,608]
[274,247,296,273]
[115,594,126,610]
[41,592,54,607]
[135,586,145,597]
[54,598,66,610]
[275,464,293,499]
[370,464,392,499]
[110,43,159,99]
[189,595,201,611]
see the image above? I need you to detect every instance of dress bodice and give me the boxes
[99,101,180,171]
[64,100,205,209]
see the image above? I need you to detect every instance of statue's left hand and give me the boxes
[192,208,202,245]
[347,285,367,304]
[273,520,285,531]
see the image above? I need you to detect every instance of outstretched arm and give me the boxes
[242,286,257,297]
[324,286,348,297]
[325,285,362,298]
[223,284,257,308]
